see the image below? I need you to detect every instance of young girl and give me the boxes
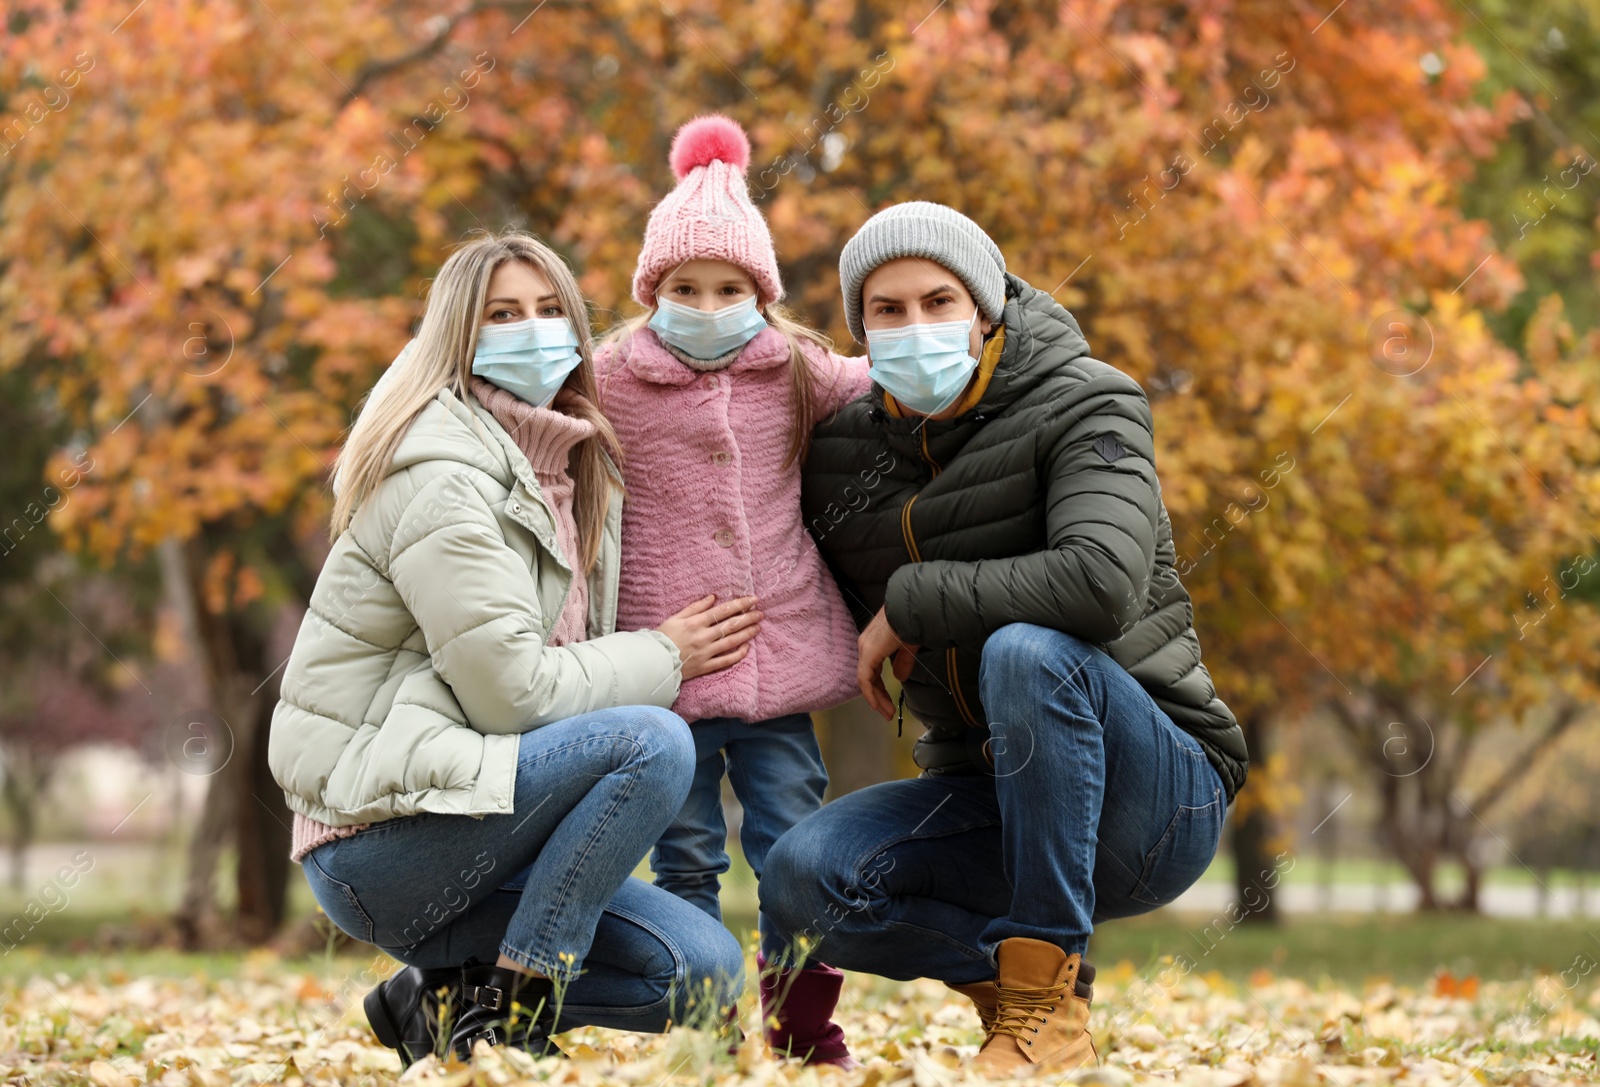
[272,230,756,1065]
[595,116,872,1067]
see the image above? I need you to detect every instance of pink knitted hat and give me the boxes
[631,115,784,307]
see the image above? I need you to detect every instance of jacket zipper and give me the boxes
[900,429,982,727]
[900,494,922,561]
[947,648,982,727]
[921,426,941,478]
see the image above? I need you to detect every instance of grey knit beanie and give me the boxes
[839,201,1007,342]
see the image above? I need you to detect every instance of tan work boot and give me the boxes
[946,979,1000,1035]
[971,938,1098,1076]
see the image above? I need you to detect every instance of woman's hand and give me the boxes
[858,606,920,719]
[658,594,763,680]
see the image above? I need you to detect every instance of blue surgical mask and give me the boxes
[865,311,980,415]
[471,316,582,408]
[649,295,767,360]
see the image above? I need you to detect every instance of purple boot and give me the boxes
[757,954,858,1068]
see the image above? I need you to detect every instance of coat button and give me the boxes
[509,501,521,514]
[712,451,732,466]
[714,528,735,547]
[704,374,719,389]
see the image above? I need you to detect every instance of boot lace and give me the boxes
[988,983,1067,1045]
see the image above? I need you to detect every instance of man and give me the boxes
[762,202,1248,1076]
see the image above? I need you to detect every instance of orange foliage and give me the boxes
[2,0,1598,739]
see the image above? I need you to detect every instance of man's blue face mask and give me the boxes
[864,310,980,416]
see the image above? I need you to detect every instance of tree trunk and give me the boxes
[1458,854,1482,913]
[1229,710,1280,925]
[1378,772,1441,911]
[1406,857,1440,911]
[237,673,291,942]
[0,751,43,893]
[163,536,292,947]
[175,753,233,947]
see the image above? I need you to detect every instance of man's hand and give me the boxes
[858,606,920,720]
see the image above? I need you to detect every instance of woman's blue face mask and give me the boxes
[471,316,583,408]
[649,295,768,360]
[864,310,980,416]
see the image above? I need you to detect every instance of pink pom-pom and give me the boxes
[669,114,750,180]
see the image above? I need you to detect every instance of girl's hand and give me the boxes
[658,595,763,680]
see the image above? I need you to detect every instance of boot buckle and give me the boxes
[467,984,505,1011]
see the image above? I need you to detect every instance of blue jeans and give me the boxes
[650,713,828,961]
[761,622,1226,983]
[301,705,745,1032]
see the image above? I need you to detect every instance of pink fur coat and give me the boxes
[596,325,873,723]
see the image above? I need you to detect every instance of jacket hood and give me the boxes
[387,388,511,484]
[330,367,498,499]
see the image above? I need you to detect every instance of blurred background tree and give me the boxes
[1,0,1597,944]
[1459,0,1600,343]
[0,370,170,891]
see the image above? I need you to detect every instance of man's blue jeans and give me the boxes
[650,712,829,962]
[760,622,1227,984]
[301,705,745,1032]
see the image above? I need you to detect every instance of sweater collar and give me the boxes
[468,376,596,478]
[662,338,744,372]
[619,325,791,386]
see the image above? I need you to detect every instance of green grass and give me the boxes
[1083,911,1599,984]
[6,913,1591,991]
[1197,852,1598,889]
[2,842,1592,988]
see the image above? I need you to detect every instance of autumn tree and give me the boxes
[0,369,172,889]
[1458,0,1600,343]
[5,0,1599,940]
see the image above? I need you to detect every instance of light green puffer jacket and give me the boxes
[268,386,683,827]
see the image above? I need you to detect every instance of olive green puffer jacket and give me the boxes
[269,386,683,827]
[801,273,1247,800]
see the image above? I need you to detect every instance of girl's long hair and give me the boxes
[331,229,623,575]
[602,300,836,470]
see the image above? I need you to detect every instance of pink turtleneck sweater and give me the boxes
[290,378,597,863]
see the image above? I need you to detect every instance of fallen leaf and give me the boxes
[88,1061,134,1087]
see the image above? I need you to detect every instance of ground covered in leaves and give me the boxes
[0,951,1594,1086]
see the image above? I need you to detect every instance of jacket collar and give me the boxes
[618,325,791,386]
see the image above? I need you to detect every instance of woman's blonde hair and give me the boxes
[602,296,835,470]
[331,229,623,575]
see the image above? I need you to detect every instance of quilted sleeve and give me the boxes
[882,374,1160,649]
[385,471,682,733]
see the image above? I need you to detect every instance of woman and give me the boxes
[268,230,757,1066]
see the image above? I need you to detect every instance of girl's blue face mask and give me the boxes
[864,311,980,416]
[648,295,768,360]
[471,316,583,408]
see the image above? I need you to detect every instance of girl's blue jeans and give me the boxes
[300,705,745,1032]
[760,622,1228,983]
[649,712,828,963]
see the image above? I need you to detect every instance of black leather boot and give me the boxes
[449,961,559,1060]
[363,964,463,1068]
